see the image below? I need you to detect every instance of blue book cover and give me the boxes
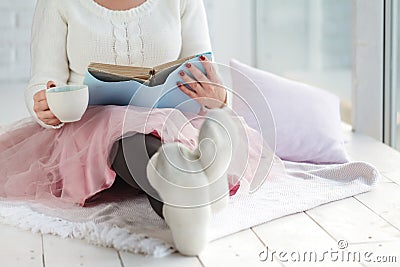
[83,52,213,114]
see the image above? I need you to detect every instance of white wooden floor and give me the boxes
[0,83,399,267]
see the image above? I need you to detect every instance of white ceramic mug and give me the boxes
[46,85,89,123]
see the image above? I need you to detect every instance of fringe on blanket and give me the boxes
[0,203,175,257]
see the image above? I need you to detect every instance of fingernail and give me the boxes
[176,82,182,86]
[185,63,192,68]
[179,70,185,76]
[199,55,206,61]
[50,84,56,88]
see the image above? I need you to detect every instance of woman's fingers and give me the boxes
[178,58,227,109]
[199,55,219,82]
[33,90,46,103]
[47,80,56,89]
[37,110,57,120]
[33,99,49,113]
[184,62,209,85]
[42,118,61,126]
[179,69,203,94]
[33,90,49,113]
[37,110,61,126]
[33,83,61,126]
[177,82,198,100]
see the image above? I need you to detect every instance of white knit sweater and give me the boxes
[25,0,212,128]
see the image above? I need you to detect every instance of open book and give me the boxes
[84,52,212,114]
[88,54,202,84]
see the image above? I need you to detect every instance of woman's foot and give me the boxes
[147,143,212,256]
[197,108,239,212]
[146,108,238,256]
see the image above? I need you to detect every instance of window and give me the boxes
[255,0,352,123]
[385,0,400,150]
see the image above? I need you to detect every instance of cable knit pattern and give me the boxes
[25,0,212,128]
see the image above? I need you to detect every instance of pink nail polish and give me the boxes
[179,70,185,76]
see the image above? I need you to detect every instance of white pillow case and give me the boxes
[230,59,349,164]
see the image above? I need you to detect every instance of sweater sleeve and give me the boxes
[179,0,213,58]
[25,0,69,129]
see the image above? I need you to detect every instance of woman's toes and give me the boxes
[146,142,213,255]
[163,205,211,256]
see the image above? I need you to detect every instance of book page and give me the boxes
[148,65,181,86]
[88,62,152,81]
[152,54,197,73]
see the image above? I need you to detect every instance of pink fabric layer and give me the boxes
[0,106,276,206]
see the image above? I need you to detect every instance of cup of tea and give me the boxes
[46,85,89,123]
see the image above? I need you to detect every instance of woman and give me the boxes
[2,0,232,256]
[27,0,227,205]
[0,0,278,255]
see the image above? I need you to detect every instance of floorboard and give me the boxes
[355,182,400,230]
[119,251,203,267]
[253,212,363,266]
[198,229,280,267]
[0,224,43,267]
[42,235,122,267]
[347,240,400,267]
[344,132,400,184]
[306,197,400,244]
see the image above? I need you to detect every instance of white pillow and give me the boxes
[230,59,349,164]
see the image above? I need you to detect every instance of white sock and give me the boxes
[146,108,238,256]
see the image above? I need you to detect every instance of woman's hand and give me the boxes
[177,55,227,109]
[33,81,62,126]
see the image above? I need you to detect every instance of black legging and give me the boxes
[111,133,164,219]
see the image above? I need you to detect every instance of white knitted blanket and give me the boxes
[0,160,379,257]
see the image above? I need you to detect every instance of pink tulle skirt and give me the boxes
[0,106,277,207]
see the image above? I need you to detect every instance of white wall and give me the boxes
[0,0,36,83]
[204,0,255,66]
[0,0,35,124]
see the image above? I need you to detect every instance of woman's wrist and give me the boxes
[202,90,228,110]
[219,90,228,108]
